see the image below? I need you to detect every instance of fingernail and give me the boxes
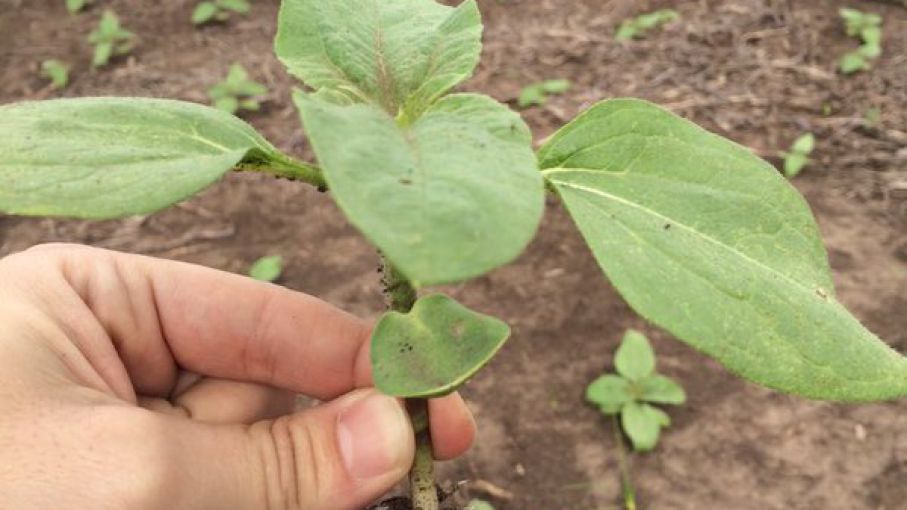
[337,392,411,480]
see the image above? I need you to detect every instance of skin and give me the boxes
[0,244,476,510]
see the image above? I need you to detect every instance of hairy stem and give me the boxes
[380,257,437,510]
[234,154,327,190]
[612,416,637,510]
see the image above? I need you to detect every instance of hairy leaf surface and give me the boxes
[0,98,284,219]
[541,98,907,401]
[297,92,543,286]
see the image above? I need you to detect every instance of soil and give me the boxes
[2,0,906,509]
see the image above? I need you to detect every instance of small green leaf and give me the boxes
[214,96,239,113]
[791,133,815,155]
[649,405,671,427]
[276,0,482,115]
[192,2,219,24]
[371,294,510,398]
[640,374,686,405]
[41,60,70,89]
[518,85,545,108]
[840,52,868,74]
[540,98,907,401]
[249,255,283,282]
[466,500,495,510]
[0,98,289,219]
[92,41,114,67]
[66,0,89,14]
[861,26,882,46]
[784,153,809,178]
[541,79,572,94]
[217,0,250,14]
[297,92,544,286]
[586,374,632,414]
[621,402,662,452]
[615,330,655,381]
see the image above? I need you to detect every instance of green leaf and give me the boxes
[791,133,815,155]
[861,26,882,46]
[517,85,545,108]
[615,23,638,41]
[615,330,655,381]
[297,92,544,286]
[466,500,495,510]
[214,96,239,113]
[275,0,482,115]
[650,405,671,427]
[92,41,113,67]
[249,255,283,282]
[217,0,250,14]
[41,60,70,89]
[586,374,632,414]
[192,2,219,24]
[540,99,907,401]
[0,98,286,219]
[859,42,881,59]
[784,153,808,178]
[541,79,572,94]
[840,52,868,74]
[371,294,511,398]
[621,402,662,452]
[640,374,686,405]
[66,0,89,14]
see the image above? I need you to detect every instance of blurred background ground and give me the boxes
[1,0,906,508]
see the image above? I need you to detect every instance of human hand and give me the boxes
[0,244,475,510]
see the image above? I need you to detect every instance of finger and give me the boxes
[160,389,414,510]
[171,378,297,424]
[429,393,476,460]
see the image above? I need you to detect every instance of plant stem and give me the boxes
[234,153,327,190]
[379,256,437,510]
[612,415,637,510]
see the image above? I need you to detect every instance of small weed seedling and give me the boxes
[616,9,679,41]
[587,330,685,452]
[192,0,252,26]
[839,8,882,74]
[782,133,816,178]
[466,500,494,510]
[5,1,907,508]
[518,79,571,109]
[66,0,92,14]
[88,11,135,68]
[40,60,70,90]
[208,64,268,114]
[248,255,283,282]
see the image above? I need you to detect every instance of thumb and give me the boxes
[162,389,415,510]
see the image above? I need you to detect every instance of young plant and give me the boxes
[616,9,679,41]
[248,254,283,282]
[66,0,92,14]
[208,64,268,114]
[3,1,907,508]
[88,11,135,68]
[40,60,70,90]
[517,79,571,109]
[782,133,816,178]
[192,0,252,25]
[586,330,685,452]
[839,8,883,74]
[466,500,494,510]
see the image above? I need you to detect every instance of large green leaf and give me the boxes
[540,98,907,401]
[297,92,544,286]
[0,98,285,219]
[276,0,481,115]
[371,294,510,398]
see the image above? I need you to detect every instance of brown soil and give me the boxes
[2,0,906,509]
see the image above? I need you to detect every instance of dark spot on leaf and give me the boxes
[399,178,413,185]
[664,223,671,230]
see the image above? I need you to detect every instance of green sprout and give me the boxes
[248,255,283,282]
[838,8,882,74]
[192,0,252,25]
[466,500,495,510]
[66,0,92,14]
[586,330,685,452]
[208,64,269,114]
[782,133,816,178]
[88,11,135,68]
[616,9,679,41]
[40,60,70,90]
[517,79,571,109]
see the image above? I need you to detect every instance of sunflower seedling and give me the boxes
[208,64,268,114]
[782,133,816,178]
[88,11,135,68]
[517,79,571,109]
[4,1,907,508]
[839,8,882,74]
[616,9,679,41]
[192,0,252,25]
[40,60,70,90]
[248,255,283,282]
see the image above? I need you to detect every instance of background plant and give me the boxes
[839,8,883,73]
[66,0,91,14]
[616,9,680,41]
[208,63,268,114]
[3,1,907,509]
[88,10,135,68]
[248,254,283,282]
[192,0,251,25]
[782,133,816,178]
[517,79,571,109]
[40,59,70,90]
